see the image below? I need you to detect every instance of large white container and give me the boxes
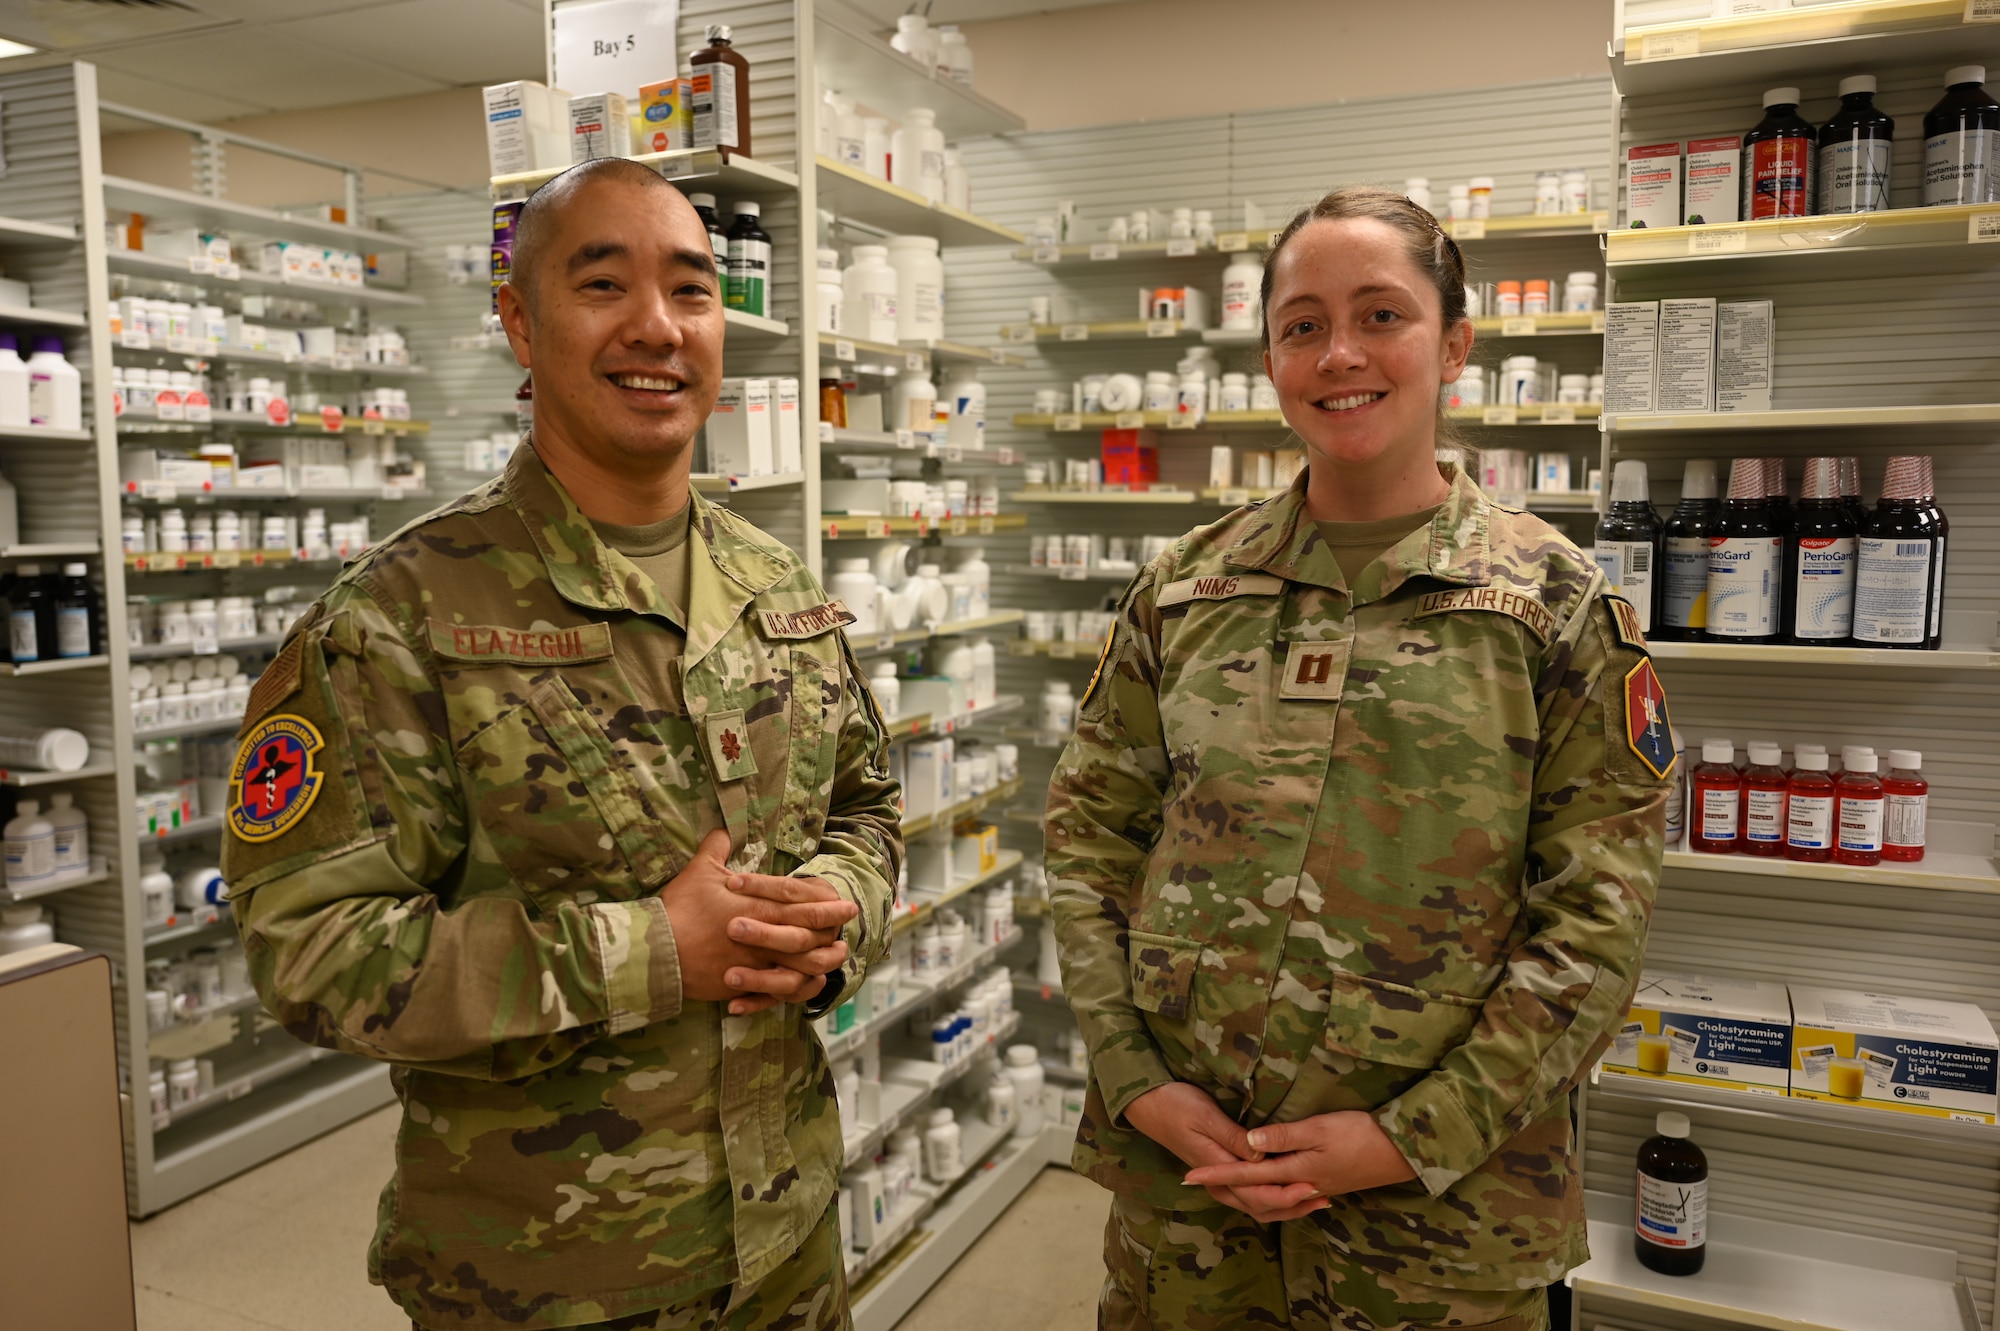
[0,334,30,428]
[1005,1044,1046,1138]
[828,558,879,634]
[886,235,944,342]
[942,149,971,212]
[26,336,81,430]
[45,791,87,880]
[890,108,946,203]
[868,660,902,719]
[952,547,992,619]
[0,903,53,955]
[1221,256,1263,332]
[841,246,899,344]
[815,250,843,335]
[968,636,997,708]
[944,373,985,447]
[893,369,936,434]
[3,799,54,887]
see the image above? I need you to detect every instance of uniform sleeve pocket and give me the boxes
[1323,973,1482,1070]
[1127,929,1202,1020]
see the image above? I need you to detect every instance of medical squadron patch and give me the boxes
[228,714,327,842]
[1623,660,1675,779]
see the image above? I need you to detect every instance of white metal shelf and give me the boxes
[1007,487,1198,505]
[0,541,100,560]
[997,320,1199,344]
[0,424,93,443]
[0,654,109,676]
[0,302,86,328]
[141,813,224,847]
[132,634,281,661]
[1650,640,2000,671]
[0,763,116,789]
[823,910,1024,1062]
[850,609,1026,657]
[0,215,79,247]
[1004,564,1140,583]
[813,5,1026,141]
[0,859,111,905]
[1663,840,1999,896]
[105,249,425,310]
[113,341,427,377]
[902,776,1024,840]
[102,176,419,252]
[1590,1066,1997,1145]
[840,1009,1022,1170]
[689,471,804,495]
[815,157,1025,248]
[1608,403,2000,433]
[1569,1193,1975,1331]
[1607,204,2000,275]
[488,149,799,202]
[819,330,1025,371]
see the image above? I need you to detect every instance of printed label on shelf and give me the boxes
[817,420,834,443]
[1592,211,1612,232]
[1541,405,1578,424]
[1688,227,1747,255]
[996,447,1019,464]
[1090,243,1120,261]
[944,444,963,462]
[1060,324,1090,341]
[330,353,354,371]
[214,262,241,281]
[1502,316,1538,336]
[1058,568,1088,581]
[1165,238,1198,257]
[1049,641,1077,658]
[1637,29,1700,60]
[1166,412,1199,430]
[906,352,927,371]
[1451,220,1487,241]
[1591,311,1608,333]
[1220,487,1250,506]
[1006,326,1035,343]
[1053,414,1083,432]
[978,516,996,534]
[833,338,856,361]
[1969,0,2000,21]
[1970,210,2000,242]
[136,480,175,500]
[1008,639,1037,655]
[865,519,891,539]
[990,347,1010,365]
[211,551,240,569]
[1032,246,1061,263]
[1114,411,1146,429]
[165,335,196,354]
[947,517,968,535]
[1483,406,1520,425]
[119,329,150,349]
[877,629,898,651]
[1146,320,1178,338]
[894,429,916,450]
[1217,232,1249,253]
[187,256,212,275]
[1266,229,1286,248]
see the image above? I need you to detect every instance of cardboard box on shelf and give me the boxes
[1625,142,1682,230]
[484,80,572,176]
[1790,986,1998,1123]
[1604,970,1792,1094]
[706,378,773,476]
[1101,429,1159,486]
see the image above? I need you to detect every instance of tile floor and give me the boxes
[128,1105,1106,1331]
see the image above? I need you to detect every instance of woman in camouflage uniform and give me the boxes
[1045,188,1671,1330]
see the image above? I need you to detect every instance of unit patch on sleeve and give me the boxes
[228,714,328,843]
[1411,585,1556,642]
[1605,595,1651,654]
[758,600,858,639]
[1623,659,1676,780]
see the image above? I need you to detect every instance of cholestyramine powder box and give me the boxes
[1605,970,1792,1093]
[1790,986,1998,1123]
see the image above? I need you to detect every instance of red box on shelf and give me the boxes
[1101,429,1159,486]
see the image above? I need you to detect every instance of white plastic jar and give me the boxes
[1005,1044,1046,1138]
[1249,375,1280,411]
[1560,169,1590,214]
[1502,356,1542,406]
[815,254,844,336]
[219,596,256,641]
[886,235,944,343]
[1221,256,1262,332]
[1562,271,1599,313]
[157,600,191,646]
[1534,170,1562,215]
[890,108,946,203]
[187,599,219,654]
[157,681,186,727]
[1220,372,1250,413]
[943,149,970,212]
[923,1106,964,1181]
[867,659,902,719]
[968,635,996,707]
[892,370,936,433]
[1448,184,1471,219]
[829,558,879,634]
[1468,176,1495,219]
[841,246,899,345]
[1557,373,1590,404]
[1142,371,1176,413]
[1040,678,1075,743]
[944,373,985,447]
[952,547,991,618]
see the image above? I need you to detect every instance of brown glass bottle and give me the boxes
[1635,1111,1708,1275]
[690,24,752,158]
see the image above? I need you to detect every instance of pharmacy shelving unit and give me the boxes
[1577,7,2000,1326]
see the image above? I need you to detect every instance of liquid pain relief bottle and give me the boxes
[1594,460,1661,633]
[1635,1111,1707,1277]
[1691,739,1742,854]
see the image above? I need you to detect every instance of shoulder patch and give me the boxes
[1604,595,1651,654]
[1623,659,1676,779]
[758,600,857,639]
[1411,585,1556,642]
[1078,626,1116,714]
[428,620,614,665]
[228,715,328,843]
[1156,573,1287,607]
[243,633,305,723]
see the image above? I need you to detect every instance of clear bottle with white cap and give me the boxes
[1594,460,1662,633]
[1923,66,2000,207]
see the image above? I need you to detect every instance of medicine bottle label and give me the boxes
[1594,543,1655,632]
[1854,538,1934,644]
[1636,1172,1707,1249]
[1923,128,2000,206]
[1819,139,1893,213]
[1929,533,1947,641]
[691,65,739,151]
[1788,793,1834,849]
[1886,793,1927,848]
[1747,137,1813,219]
[1792,536,1857,639]
[836,134,864,167]
[1838,797,1884,853]
[727,237,771,318]
[1745,788,1786,844]
[1663,537,1710,630]
[56,606,89,658]
[51,823,83,868]
[9,610,36,662]
[1706,536,1780,636]
[1700,787,1739,841]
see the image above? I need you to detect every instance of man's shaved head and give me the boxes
[510,157,694,309]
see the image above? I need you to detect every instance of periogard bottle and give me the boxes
[1855,455,1946,650]
[1742,87,1816,220]
[1818,75,1895,214]
[1658,459,1720,642]
[1594,460,1662,634]
[1787,457,1857,646]
[1635,1112,1708,1276]
[1705,458,1782,645]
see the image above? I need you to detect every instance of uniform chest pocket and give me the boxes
[768,639,843,862]
[455,674,678,908]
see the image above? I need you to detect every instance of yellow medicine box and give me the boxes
[637,79,692,154]
[1789,986,1998,1123]
[1604,970,1792,1094]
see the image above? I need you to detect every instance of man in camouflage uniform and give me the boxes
[1046,464,1670,1329]
[222,160,901,1331]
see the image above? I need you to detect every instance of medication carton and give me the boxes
[1603,302,1660,415]
[1625,143,1683,229]
[568,92,633,164]
[1685,137,1742,225]
[1716,300,1773,414]
[1789,986,1999,1123]
[484,80,571,176]
[775,378,802,474]
[1101,429,1159,487]
[637,79,692,154]
[706,378,773,477]
[1656,298,1717,414]
[1605,970,1792,1093]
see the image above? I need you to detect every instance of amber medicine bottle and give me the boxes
[1835,751,1885,866]
[1741,742,1788,857]
[690,24,752,157]
[1691,739,1742,854]
[1635,1112,1707,1276]
[1882,749,1928,862]
[1785,749,1835,862]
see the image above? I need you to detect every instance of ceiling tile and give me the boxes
[270,0,544,88]
[91,62,272,122]
[92,27,449,112]
[169,0,389,20]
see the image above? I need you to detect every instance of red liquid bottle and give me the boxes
[1882,749,1928,863]
[1835,752,1885,866]
[1691,739,1743,854]
[1741,742,1788,857]
[1785,749,1836,863]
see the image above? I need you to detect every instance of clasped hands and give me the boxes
[661,827,858,1016]
[1124,1082,1417,1224]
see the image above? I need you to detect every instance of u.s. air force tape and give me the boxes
[1410,586,1554,642]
